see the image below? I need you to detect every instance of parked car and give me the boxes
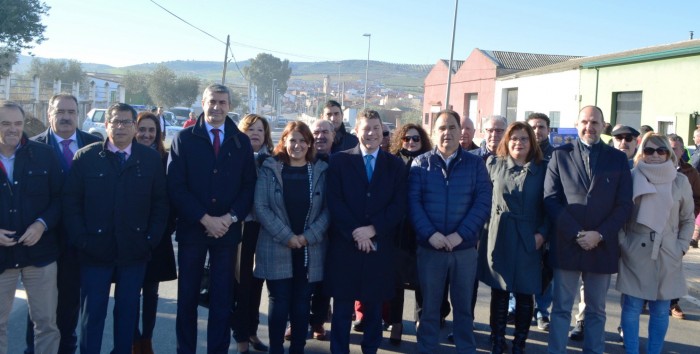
[276,117,288,128]
[82,108,107,140]
[170,107,194,125]
[164,125,183,151]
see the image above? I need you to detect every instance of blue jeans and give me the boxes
[417,247,477,354]
[534,282,553,319]
[80,264,146,354]
[620,294,669,354]
[266,276,313,354]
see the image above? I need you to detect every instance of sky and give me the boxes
[21,0,700,68]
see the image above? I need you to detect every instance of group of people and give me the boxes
[0,86,694,354]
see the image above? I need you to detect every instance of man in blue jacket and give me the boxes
[409,110,491,354]
[0,101,62,354]
[167,84,257,354]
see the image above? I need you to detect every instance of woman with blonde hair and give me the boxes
[617,132,694,354]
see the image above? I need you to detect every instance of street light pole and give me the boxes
[363,33,371,110]
[271,79,276,116]
[445,0,459,109]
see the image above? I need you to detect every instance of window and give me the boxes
[548,111,561,128]
[466,93,478,120]
[613,91,642,127]
[505,89,518,122]
[524,111,533,121]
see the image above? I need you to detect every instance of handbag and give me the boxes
[198,258,211,308]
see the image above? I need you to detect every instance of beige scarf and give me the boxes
[632,160,676,258]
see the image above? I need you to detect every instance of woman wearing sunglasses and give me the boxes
[616,132,694,354]
[384,123,432,345]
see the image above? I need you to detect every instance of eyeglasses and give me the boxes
[382,131,390,137]
[485,128,505,134]
[402,135,421,143]
[109,119,135,127]
[614,135,634,142]
[642,147,669,156]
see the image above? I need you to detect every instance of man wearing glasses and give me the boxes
[63,103,169,353]
[470,115,507,161]
[611,125,640,168]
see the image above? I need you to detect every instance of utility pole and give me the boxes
[221,34,230,85]
[445,0,459,109]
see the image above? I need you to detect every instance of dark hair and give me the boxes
[48,93,78,110]
[136,111,166,157]
[667,133,685,147]
[579,105,605,122]
[432,109,461,129]
[640,125,654,135]
[324,100,342,110]
[106,103,137,122]
[356,109,382,124]
[527,112,550,128]
[0,101,25,118]
[238,113,274,152]
[202,84,231,103]
[273,121,316,165]
[390,123,431,155]
[496,121,543,164]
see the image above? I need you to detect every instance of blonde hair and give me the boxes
[634,132,677,167]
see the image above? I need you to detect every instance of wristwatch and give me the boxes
[230,213,238,223]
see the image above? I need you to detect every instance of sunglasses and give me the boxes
[614,135,634,142]
[642,147,669,156]
[382,131,390,137]
[402,135,421,143]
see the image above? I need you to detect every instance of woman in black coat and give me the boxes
[132,112,177,354]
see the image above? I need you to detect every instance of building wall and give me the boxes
[494,69,581,128]
[579,55,700,142]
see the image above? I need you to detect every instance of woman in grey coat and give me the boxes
[617,133,693,354]
[478,122,547,354]
[254,121,329,354]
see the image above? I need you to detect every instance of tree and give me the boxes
[147,65,177,107]
[0,0,50,76]
[122,71,150,105]
[172,76,200,107]
[243,53,292,106]
[28,58,85,85]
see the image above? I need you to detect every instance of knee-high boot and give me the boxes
[512,293,534,354]
[490,288,510,354]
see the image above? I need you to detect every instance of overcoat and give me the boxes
[324,146,406,301]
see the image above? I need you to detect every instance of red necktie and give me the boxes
[211,128,221,157]
[0,161,6,177]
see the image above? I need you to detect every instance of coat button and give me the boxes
[366,192,371,197]
[213,169,218,173]
[641,243,646,247]
[136,227,141,231]
[98,229,102,233]
[212,198,217,203]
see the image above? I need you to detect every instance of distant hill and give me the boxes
[12,55,431,93]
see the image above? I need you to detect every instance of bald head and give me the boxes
[311,119,335,154]
[459,116,475,149]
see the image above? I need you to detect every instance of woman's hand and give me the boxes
[534,233,545,250]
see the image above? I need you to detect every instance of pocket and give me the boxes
[24,169,50,196]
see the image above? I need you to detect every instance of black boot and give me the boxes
[489,289,509,354]
[512,293,534,354]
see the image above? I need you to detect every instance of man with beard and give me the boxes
[311,119,335,161]
[321,100,358,153]
[527,113,554,160]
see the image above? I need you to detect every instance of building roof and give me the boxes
[499,39,700,79]
[86,72,122,84]
[481,50,581,71]
[440,59,464,74]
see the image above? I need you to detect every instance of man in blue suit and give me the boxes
[544,105,632,354]
[25,93,100,354]
[168,84,257,354]
[325,109,406,354]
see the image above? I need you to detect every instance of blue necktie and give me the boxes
[364,154,374,181]
[116,151,127,166]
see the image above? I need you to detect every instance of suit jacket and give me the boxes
[324,146,407,301]
[543,141,632,274]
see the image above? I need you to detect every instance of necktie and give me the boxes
[60,139,74,168]
[364,154,374,181]
[211,128,221,157]
[116,151,127,166]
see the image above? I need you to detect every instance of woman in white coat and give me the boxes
[616,133,694,354]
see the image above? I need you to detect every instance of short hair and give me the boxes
[273,121,316,165]
[324,100,342,111]
[356,109,382,124]
[483,115,507,130]
[202,84,231,103]
[527,112,550,128]
[238,113,274,152]
[640,125,654,134]
[496,121,543,164]
[634,132,677,167]
[390,123,432,155]
[311,119,334,132]
[667,133,685,148]
[579,105,605,122]
[48,93,78,110]
[136,111,166,157]
[0,101,25,118]
[432,109,461,129]
[106,103,137,122]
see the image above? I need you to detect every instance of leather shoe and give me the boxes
[691,239,699,248]
[389,323,403,346]
[284,325,292,341]
[249,336,269,352]
[311,324,327,340]
[569,320,584,341]
[352,320,365,332]
[670,304,685,319]
[447,332,454,343]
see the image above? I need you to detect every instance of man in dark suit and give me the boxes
[25,93,100,354]
[155,106,168,141]
[63,103,169,354]
[544,105,632,354]
[325,109,406,354]
[167,84,256,354]
[322,100,358,153]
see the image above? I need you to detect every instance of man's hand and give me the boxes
[356,239,374,253]
[287,236,303,249]
[297,235,308,247]
[576,230,602,251]
[200,214,230,238]
[352,225,376,243]
[18,222,45,247]
[534,233,545,250]
[0,229,17,247]
[444,233,463,251]
[428,232,448,250]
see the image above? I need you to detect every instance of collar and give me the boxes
[52,130,78,144]
[107,141,132,155]
[359,145,379,160]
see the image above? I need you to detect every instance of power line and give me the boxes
[149,0,226,46]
